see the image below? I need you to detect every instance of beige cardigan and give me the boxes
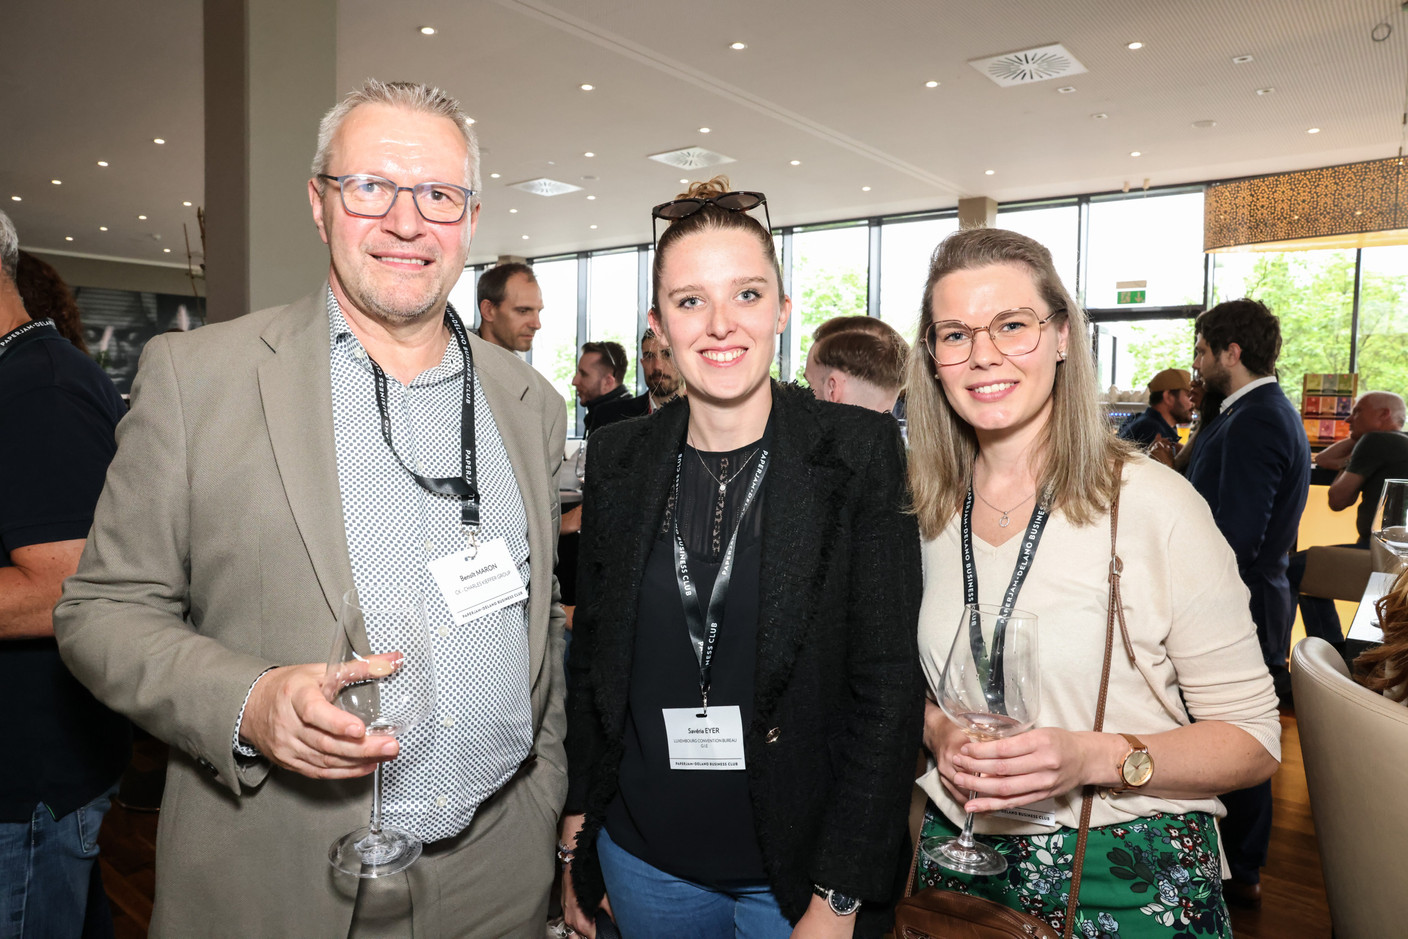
[917,458,1281,834]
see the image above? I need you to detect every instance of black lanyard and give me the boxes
[672,448,770,715]
[959,486,1050,710]
[366,310,482,539]
[0,319,59,368]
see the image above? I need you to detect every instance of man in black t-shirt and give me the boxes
[0,210,130,938]
[1291,391,1408,645]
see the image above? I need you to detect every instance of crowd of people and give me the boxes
[3,77,1406,939]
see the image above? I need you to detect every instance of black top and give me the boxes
[606,435,769,884]
[583,385,634,434]
[1347,430,1408,545]
[0,324,132,820]
[1118,407,1178,448]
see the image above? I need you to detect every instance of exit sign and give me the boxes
[1116,280,1147,305]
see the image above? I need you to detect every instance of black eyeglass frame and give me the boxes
[924,307,1062,367]
[318,173,477,224]
[650,190,771,246]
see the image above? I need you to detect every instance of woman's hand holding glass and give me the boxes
[946,724,1106,814]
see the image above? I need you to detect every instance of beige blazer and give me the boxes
[54,288,568,937]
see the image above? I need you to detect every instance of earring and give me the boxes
[1057,349,1067,361]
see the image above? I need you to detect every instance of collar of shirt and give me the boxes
[326,290,466,389]
[1220,375,1278,413]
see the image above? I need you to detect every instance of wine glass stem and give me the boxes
[370,762,384,836]
[957,789,980,849]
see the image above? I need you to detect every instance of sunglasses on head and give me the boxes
[650,191,770,246]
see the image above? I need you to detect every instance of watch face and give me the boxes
[828,892,861,916]
[1123,750,1154,787]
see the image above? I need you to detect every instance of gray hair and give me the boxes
[0,209,18,281]
[311,79,480,208]
[1363,391,1408,428]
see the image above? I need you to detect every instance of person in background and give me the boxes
[803,315,908,414]
[16,251,90,354]
[590,326,684,424]
[0,209,130,938]
[477,261,544,352]
[1118,367,1193,458]
[1185,297,1309,909]
[560,177,923,939]
[1289,391,1408,649]
[906,227,1278,938]
[1172,376,1221,475]
[54,80,568,938]
[1356,566,1408,703]
[573,340,630,434]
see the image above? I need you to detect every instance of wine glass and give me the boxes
[1371,479,1408,574]
[573,438,588,489]
[324,588,437,878]
[922,602,1040,876]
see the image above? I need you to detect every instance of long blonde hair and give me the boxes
[1357,567,1408,702]
[905,228,1130,538]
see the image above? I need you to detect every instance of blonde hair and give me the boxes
[650,175,782,312]
[1357,567,1408,702]
[311,79,480,206]
[905,228,1131,538]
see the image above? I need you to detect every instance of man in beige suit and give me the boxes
[54,80,567,938]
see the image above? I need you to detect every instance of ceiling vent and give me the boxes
[647,146,736,170]
[508,177,583,197]
[969,43,1087,87]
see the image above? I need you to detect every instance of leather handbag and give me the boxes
[893,492,1128,939]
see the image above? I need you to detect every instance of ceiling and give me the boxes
[2,0,1406,270]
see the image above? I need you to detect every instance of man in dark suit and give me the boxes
[1186,297,1309,909]
[591,328,682,425]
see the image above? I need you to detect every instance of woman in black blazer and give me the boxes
[558,177,923,939]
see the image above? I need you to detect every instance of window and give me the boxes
[586,250,641,400]
[878,216,958,341]
[1355,246,1408,396]
[996,203,1080,296]
[1086,191,1205,309]
[790,223,870,381]
[447,265,482,324]
[528,257,579,425]
[1091,317,1196,391]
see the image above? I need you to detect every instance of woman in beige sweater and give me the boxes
[904,228,1280,939]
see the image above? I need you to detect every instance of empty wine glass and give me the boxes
[922,602,1040,876]
[573,438,588,489]
[1371,479,1408,575]
[325,588,437,878]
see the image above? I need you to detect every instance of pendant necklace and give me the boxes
[973,486,1036,528]
[691,443,760,495]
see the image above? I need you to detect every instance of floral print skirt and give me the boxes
[915,805,1234,939]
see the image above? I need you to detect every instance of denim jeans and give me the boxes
[0,782,117,939]
[596,828,793,939]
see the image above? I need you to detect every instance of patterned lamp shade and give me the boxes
[1204,156,1408,252]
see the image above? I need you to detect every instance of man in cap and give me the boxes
[1119,368,1194,455]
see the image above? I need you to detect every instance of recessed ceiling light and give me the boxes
[99,226,108,231]
[586,195,596,200]
[1092,112,1109,120]
[584,151,595,157]
[925,80,939,88]
[97,160,109,167]
[182,200,193,206]
[153,137,166,144]
[1307,127,1321,134]
[51,179,62,185]
[579,83,594,91]
[465,117,475,125]
[861,186,871,192]
[163,247,172,253]
[789,160,801,166]
[1057,86,1076,94]
[1256,87,1274,95]
[679,178,688,184]
[1232,54,1254,64]
[9,196,20,202]
[65,236,74,242]
[1130,150,1142,157]
[699,127,711,134]
[509,208,518,214]
[1126,41,1144,50]
[490,173,501,179]
[521,234,530,240]
[590,224,598,230]
[729,41,747,51]
[419,26,436,35]
[137,214,147,220]
[984,169,995,175]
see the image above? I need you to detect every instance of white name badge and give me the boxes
[427,537,529,626]
[989,804,1058,827]
[661,706,747,770]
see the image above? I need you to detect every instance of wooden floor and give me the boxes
[96,716,1333,938]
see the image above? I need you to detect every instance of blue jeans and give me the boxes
[596,828,793,939]
[0,783,117,939]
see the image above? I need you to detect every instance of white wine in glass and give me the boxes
[1372,479,1408,574]
[922,602,1040,877]
[324,588,437,878]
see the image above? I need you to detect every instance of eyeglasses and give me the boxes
[640,348,673,363]
[318,173,475,224]
[924,307,1059,367]
[650,191,770,245]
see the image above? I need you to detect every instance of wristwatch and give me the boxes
[812,884,861,916]
[1109,733,1154,793]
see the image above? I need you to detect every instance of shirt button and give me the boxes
[438,624,450,638]
[440,714,455,728]
[435,795,448,808]
[765,727,782,744]
[423,539,435,553]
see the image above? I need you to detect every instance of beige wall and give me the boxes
[27,250,199,297]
